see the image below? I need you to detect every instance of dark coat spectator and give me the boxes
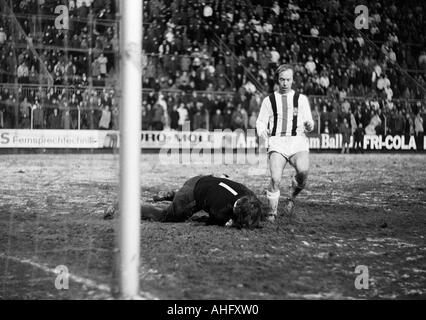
[414,112,424,150]
[223,108,233,129]
[20,111,31,129]
[339,118,352,145]
[170,105,179,130]
[142,105,150,130]
[320,105,330,133]
[388,111,397,135]
[211,109,224,130]
[47,108,62,129]
[354,123,364,153]
[231,105,245,130]
[405,113,415,139]
[19,98,31,126]
[62,108,72,129]
[192,108,205,130]
[394,110,405,136]
[33,102,45,129]
[329,108,339,134]
[152,103,164,130]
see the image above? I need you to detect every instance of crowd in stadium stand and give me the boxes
[0,0,424,144]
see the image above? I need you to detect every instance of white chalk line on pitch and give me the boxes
[0,253,158,300]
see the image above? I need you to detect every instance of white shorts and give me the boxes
[267,135,310,159]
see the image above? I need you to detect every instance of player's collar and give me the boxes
[228,198,243,228]
[277,89,294,96]
[233,197,242,212]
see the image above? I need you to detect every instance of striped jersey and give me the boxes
[256,90,314,137]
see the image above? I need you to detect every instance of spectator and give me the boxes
[377,74,390,92]
[192,106,204,130]
[394,110,405,136]
[170,104,179,130]
[339,118,352,154]
[349,111,357,134]
[270,47,280,67]
[223,107,233,129]
[17,62,29,83]
[98,105,111,129]
[319,72,330,92]
[180,53,191,73]
[248,92,261,116]
[384,84,393,101]
[19,97,31,124]
[248,111,257,130]
[212,109,224,130]
[92,58,101,78]
[177,71,190,90]
[418,51,426,70]
[231,104,245,130]
[19,105,31,129]
[311,105,320,134]
[320,104,330,133]
[371,64,382,87]
[157,94,169,128]
[177,102,188,130]
[47,108,62,129]
[404,112,415,140]
[152,102,164,131]
[329,107,339,134]
[246,47,257,64]
[414,112,424,150]
[354,123,364,153]
[111,100,119,130]
[61,103,73,129]
[365,111,382,135]
[341,99,351,114]
[241,105,248,131]
[141,104,150,130]
[243,80,256,95]
[32,100,45,129]
[305,55,316,75]
[271,1,280,16]
[323,120,330,134]
[98,53,108,77]
[0,106,3,128]
[310,25,319,37]
[0,27,6,46]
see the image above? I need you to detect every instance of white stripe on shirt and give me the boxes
[219,182,238,196]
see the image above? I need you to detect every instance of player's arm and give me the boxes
[300,95,314,132]
[256,97,271,140]
[208,204,234,226]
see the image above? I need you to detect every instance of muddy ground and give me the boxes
[0,153,425,299]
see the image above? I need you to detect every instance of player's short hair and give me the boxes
[275,64,294,79]
[233,195,262,229]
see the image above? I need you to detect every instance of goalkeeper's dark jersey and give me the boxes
[193,176,255,225]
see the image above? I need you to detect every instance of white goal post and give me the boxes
[118,0,142,299]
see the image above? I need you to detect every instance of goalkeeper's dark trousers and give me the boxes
[141,175,203,222]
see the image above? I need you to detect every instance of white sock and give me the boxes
[266,190,280,216]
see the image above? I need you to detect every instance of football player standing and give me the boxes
[256,64,314,222]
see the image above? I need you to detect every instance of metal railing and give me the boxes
[1,84,424,132]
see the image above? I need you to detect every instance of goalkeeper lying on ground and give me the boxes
[104,175,263,230]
